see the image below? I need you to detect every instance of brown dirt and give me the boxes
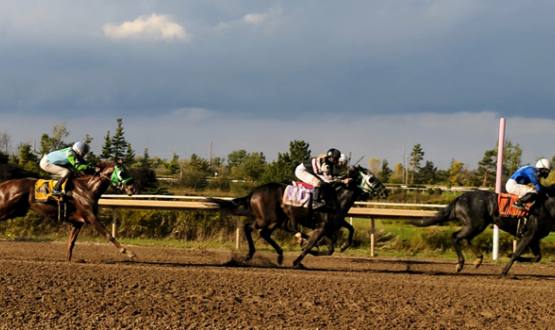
[0,241,553,329]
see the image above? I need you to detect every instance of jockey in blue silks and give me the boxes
[505,158,552,209]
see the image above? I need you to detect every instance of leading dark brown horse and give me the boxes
[0,161,137,261]
[209,166,387,268]
[412,188,555,276]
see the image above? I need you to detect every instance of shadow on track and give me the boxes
[97,256,555,280]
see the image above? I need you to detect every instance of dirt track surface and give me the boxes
[0,241,554,329]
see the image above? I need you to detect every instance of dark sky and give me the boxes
[1,1,555,166]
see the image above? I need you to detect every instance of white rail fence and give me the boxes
[99,194,445,256]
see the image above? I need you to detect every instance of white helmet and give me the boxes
[338,153,348,165]
[535,158,552,170]
[72,141,90,157]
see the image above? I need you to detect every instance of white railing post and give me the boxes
[493,117,506,261]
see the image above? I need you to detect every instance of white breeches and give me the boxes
[40,157,70,178]
[505,179,536,197]
[295,164,323,187]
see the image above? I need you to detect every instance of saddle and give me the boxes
[282,182,312,208]
[34,179,68,203]
[497,193,531,218]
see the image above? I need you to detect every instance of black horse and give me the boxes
[209,166,387,268]
[412,188,555,276]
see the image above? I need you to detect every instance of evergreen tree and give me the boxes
[504,141,522,176]
[111,118,127,161]
[417,160,437,184]
[409,144,424,184]
[100,131,112,159]
[475,148,497,187]
[139,148,151,169]
[167,153,180,175]
[125,143,135,164]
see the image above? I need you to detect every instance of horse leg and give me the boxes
[259,227,284,265]
[340,220,354,252]
[467,239,484,269]
[66,221,84,262]
[243,222,256,262]
[87,214,136,259]
[529,239,542,263]
[501,233,535,277]
[292,228,326,268]
[451,227,472,272]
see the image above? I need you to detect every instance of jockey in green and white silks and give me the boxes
[39,141,92,195]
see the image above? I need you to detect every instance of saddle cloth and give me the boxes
[282,182,312,208]
[497,193,530,218]
[34,179,67,203]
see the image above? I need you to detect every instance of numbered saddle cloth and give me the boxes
[34,179,67,202]
[497,193,530,218]
[282,182,312,208]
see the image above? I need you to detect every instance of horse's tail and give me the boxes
[205,195,252,217]
[410,197,459,227]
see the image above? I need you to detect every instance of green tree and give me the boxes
[379,160,392,183]
[17,143,40,174]
[504,141,522,177]
[111,118,127,161]
[180,154,212,189]
[475,148,497,187]
[39,124,69,155]
[447,159,465,186]
[231,152,266,181]
[409,144,424,184]
[167,153,180,175]
[125,143,135,164]
[261,140,311,183]
[100,131,112,159]
[417,160,437,184]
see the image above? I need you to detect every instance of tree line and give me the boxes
[1,119,554,193]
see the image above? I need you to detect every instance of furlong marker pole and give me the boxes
[493,117,506,261]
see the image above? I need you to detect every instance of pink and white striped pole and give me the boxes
[493,117,506,261]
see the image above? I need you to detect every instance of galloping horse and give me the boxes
[0,161,137,261]
[412,188,555,276]
[209,166,387,268]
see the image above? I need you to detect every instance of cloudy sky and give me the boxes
[1,1,555,168]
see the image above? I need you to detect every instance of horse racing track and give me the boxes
[0,241,553,329]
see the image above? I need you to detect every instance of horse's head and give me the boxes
[97,161,137,196]
[348,165,388,199]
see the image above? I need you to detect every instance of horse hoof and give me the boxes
[277,255,284,265]
[293,263,306,270]
[473,257,483,269]
[456,263,464,272]
[126,251,137,259]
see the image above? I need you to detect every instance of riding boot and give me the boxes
[514,192,537,209]
[52,173,70,196]
[312,187,326,209]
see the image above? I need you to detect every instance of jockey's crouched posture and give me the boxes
[39,141,92,196]
[294,148,346,210]
[506,158,552,209]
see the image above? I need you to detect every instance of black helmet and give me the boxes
[326,148,341,162]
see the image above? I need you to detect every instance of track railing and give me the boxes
[99,194,445,256]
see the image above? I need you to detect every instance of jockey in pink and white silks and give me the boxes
[294,148,342,209]
[506,158,552,209]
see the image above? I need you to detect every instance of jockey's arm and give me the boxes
[67,152,91,173]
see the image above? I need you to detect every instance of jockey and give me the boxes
[506,158,552,209]
[294,148,342,209]
[39,141,92,196]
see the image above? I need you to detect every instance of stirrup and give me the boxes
[52,190,65,197]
